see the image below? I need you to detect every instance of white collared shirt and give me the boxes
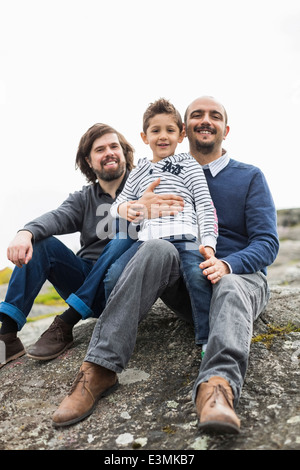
[201,151,229,177]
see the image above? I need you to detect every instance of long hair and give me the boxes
[76,123,135,184]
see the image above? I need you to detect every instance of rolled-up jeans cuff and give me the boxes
[0,302,27,331]
[66,293,93,319]
[192,374,239,407]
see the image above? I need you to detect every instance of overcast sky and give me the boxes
[0,0,299,269]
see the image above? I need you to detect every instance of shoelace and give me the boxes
[209,384,233,409]
[40,320,59,336]
[68,369,96,403]
[40,320,65,341]
[68,370,87,395]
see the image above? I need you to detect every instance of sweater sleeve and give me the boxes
[22,190,85,241]
[222,170,279,274]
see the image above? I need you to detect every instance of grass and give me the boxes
[252,323,300,349]
[26,312,63,323]
[0,268,13,285]
[34,286,67,306]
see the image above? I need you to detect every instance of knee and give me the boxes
[215,274,240,293]
[34,236,59,253]
[213,274,250,308]
[139,239,179,263]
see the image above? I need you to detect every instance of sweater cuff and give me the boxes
[220,259,233,273]
[202,235,217,252]
[110,203,120,219]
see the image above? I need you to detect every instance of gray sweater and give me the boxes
[22,172,129,262]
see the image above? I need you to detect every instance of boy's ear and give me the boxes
[140,132,149,144]
[178,124,186,143]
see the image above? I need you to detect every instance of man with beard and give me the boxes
[52,97,279,435]
[0,123,136,366]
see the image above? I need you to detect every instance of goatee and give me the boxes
[195,140,215,155]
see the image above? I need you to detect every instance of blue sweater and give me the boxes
[203,159,279,275]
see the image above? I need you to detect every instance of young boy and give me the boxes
[110,99,218,351]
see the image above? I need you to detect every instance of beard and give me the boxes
[93,160,126,182]
[187,125,223,155]
[194,139,215,154]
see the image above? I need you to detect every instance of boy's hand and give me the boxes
[118,201,145,223]
[7,230,33,268]
[199,245,229,284]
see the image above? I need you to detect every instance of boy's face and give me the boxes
[141,113,185,163]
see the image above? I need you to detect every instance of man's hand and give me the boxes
[7,231,33,268]
[118,179,184,222]
[199,245,229,284]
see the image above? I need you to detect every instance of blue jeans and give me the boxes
[0,234,135,331]
[66,232,136,318]
[171,238,211,344]
[0,237,94,331]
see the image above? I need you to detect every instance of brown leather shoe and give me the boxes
[52,361,119,427]
[0,332,26,368]
[196,376,241,434]
[26,316,73,360]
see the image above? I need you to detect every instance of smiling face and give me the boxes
[141,113,185,163]
[86,133,127,182]
[185,97,230,160]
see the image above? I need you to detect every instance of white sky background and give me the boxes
[0,0,299,269]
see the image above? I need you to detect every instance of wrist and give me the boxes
[18,229,33,240]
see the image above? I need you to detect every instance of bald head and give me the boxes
[184,96,228,127]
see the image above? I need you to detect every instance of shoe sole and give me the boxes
[0,349,26,369]
[198,420,240,435]
[26,341,74,361]
[52,380,120,427]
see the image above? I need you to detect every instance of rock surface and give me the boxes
[0,217,300,451]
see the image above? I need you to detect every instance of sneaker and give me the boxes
[201,343,207,359]
[0,332,26,368]
[27,316,74,361]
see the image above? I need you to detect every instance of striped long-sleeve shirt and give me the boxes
[111,153,218,250]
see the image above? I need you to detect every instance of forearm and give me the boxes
[23,193,84,240]
[222,235,279,274]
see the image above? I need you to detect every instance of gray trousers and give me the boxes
[85,239,269,405]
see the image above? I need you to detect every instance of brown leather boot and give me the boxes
[52,361,119,427]
[0,332,26,368]
[27,316,74,360]
[195,376,241,434]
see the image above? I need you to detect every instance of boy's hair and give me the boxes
[76,123,135,184]
[142,98,183,134]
